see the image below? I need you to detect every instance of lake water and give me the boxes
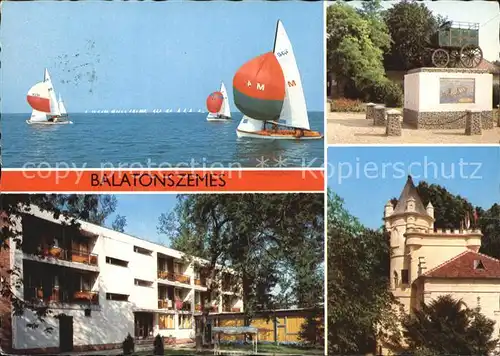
[1,112,324,168]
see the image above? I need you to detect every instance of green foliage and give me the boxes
[111,214,127,233]
[122,333,135,355]
[158,194,324,324]
[368,80,403,107]
[327,3,389,91]
[478,203,500,259]
[154,334,165,356]
[384,0,443,70]
[402,295,497,355]
[327,190,400,354]
[330,98,366,113]
[298,308,324,347]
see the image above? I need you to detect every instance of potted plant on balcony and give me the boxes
[48,238,62,258]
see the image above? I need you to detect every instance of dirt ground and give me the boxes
[327,112,500,145]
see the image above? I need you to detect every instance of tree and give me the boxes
[158,194,324,347]
[327,190,400,354]
[111,214,127,233]
[327,3,390,96]
[402,295,497,354]
[384,0,445,70]
[0,194,118,334]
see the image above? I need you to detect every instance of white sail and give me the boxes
[177,108,181,113]
[273,21,310,130]
[58,94,67,116]
[220,82,231,118]
[44,69,61,116]
[236,115,264,133]
[30,109,48,122]
[183,108,187,113]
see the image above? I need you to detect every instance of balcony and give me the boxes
[158,299,174,310]
[157,271,190,285]
[37,247,98,266]
[25,287,99,305]
[194,278,206,287]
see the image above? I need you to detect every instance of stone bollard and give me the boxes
[465,110,482,136]
[373,105,386,126]
[386,109,402,136]
[365,103,376,120]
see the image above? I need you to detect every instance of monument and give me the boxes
[403,68,493,129]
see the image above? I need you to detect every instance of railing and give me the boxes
[157,271,191,284]
[25,287,99,305]
[157,299,174,310]
[36,247,98,266]
[194,278,206,287]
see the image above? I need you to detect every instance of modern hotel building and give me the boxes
[0,207,243,354]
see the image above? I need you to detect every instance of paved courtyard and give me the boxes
[327,112,500,145]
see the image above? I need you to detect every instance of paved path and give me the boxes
[327,112,500,144]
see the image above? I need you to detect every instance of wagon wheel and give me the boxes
[431,49,450,68]
[460,45,483,68]
[448,50,461,68]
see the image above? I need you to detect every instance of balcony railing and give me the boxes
[158,299,174,310]
[25,287,99,305]
[157,271,191,284]
[36,247,98,266]
[194,278,206,287]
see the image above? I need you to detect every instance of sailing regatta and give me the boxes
[233,20,322,139]
[206,82,232,122]
[26,69,72,125]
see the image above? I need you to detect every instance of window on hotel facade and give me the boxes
[133,246,152,256]
[134,279,153,287]
[159,314,174,329]
[179,315,192,329]
[106,293,129,301]
[106,256,128,267]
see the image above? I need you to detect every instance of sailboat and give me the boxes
[233,20,322,140]
[26,69,72,125]
[206,82,232,122]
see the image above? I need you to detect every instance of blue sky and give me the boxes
[328,146,500,229]
[105,194,177,245]
[1,1,323,114]
[332,0,500,62]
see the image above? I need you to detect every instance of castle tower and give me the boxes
[384,176,434,310]
[384,176,483,313]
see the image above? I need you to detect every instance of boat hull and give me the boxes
[26,120,73,125]
[236,128,323,140]
[207,115,231,122]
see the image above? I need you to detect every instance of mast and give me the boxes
[272,20,280,53]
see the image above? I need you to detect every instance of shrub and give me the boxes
[154,334,164,356]
[331,98,366,112]
[369,80,403,108]
[122,333,134,355]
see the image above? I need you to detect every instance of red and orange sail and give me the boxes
[233,52,285,121]
[26,82,52,113]
[206,91,224,113]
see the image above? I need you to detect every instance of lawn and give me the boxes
[132,343,323,355]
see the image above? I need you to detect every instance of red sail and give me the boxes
[206,92,224,113]
[232,52,285,121]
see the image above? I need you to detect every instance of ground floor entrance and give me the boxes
[134,312,154,339]
[59,314,74,352]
